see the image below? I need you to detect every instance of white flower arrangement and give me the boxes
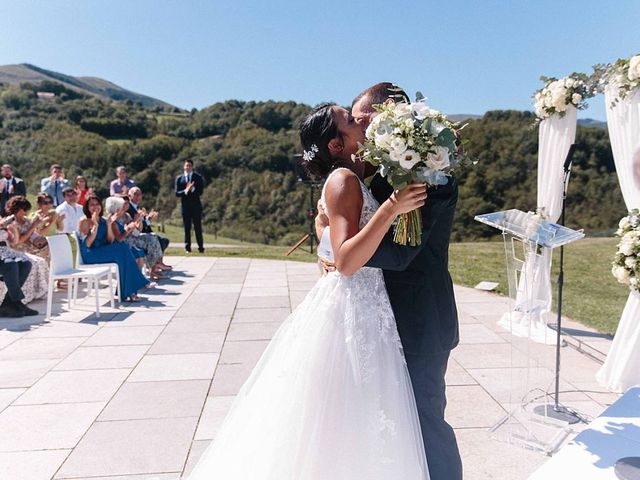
[598,54,640,106]
[612,209,640,292]
[533,74,591,121]
[354,92,468,245]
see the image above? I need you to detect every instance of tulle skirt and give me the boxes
[188,267,429,480]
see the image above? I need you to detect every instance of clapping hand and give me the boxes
[147,209,158,221]
[185,181,194,193]
[91,210,101,226]
[106,213,118,226]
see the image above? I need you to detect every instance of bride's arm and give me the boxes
[326,170,426,277]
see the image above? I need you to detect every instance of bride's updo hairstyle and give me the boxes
[299,103,340,177]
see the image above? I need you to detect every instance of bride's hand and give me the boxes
[388,183,428,215]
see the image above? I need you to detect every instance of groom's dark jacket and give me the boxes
[366,174,459,356]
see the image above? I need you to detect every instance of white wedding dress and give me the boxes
[187,169,429,480]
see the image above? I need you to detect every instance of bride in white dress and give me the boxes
[187,104,430,480]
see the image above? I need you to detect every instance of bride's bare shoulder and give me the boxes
[324,169,362,210]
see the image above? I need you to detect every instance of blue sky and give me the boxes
[1,0,638,120]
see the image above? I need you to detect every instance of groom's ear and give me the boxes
[327,138,343,156]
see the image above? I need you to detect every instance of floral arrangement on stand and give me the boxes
[612,209,640,292]
[355,92,469,246]
[533,73,593,122]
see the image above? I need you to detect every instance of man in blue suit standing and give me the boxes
[318,83,462,480]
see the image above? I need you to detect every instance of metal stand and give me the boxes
[286,153,322,256]
[533,144,581,425]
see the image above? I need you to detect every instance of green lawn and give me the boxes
[449,238,626,335]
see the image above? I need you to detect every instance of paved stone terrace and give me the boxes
[0,256,619,479]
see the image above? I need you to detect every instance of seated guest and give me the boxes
[5,197,49,303]
[0,164,26,217]
[34,193,57,234]
[108,195,165,280]
[110,166,136,195]
[56,188,85,234]
[0,216,38,317]
[105,196,146,269]
[74,175,93,206]
[128,187,171,271]
[7,196,50,262]
[78,194,150,302]
[40,164,69,207]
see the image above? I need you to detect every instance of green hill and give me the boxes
[0,64,172,108]
[0,79,624,245]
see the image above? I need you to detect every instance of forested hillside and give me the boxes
[0,81,624,244]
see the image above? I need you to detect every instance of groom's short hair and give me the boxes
[352,82,409,109]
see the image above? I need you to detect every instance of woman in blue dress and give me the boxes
[105,195,146,269]
[77,194,149,302]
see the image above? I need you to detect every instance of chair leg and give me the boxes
[114,266,120,305]
[46,279,54,320]
[108,273,114,309]
[67,278,72,311]
[72,278,79,305]
[94,277,100,318]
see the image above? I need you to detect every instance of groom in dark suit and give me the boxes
[317,83,462,479]
[175,159,205,253]
[356,83,461,480]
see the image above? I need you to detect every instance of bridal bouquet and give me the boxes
[355,93,467,246]
[533,74,591,121]
[612,209,640,292]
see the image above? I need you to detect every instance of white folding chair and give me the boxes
[71,232,120,305]
[46,234,114,319]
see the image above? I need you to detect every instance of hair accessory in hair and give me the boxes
[302,144,319,163]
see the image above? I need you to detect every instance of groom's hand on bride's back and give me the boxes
[318,256,335,275]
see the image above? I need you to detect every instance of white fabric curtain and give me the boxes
[500,107,577,344]
[597,86,640,393]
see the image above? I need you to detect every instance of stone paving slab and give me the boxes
[0,256,620,479]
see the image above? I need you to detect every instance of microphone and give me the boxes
[563,144,577,173]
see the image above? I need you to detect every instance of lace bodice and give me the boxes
[320,168,380,231]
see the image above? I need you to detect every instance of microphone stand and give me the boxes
[534,144,582,424]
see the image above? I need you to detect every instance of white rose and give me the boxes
[389,137,407,154]
[426,146,450,170]
[572,93,582,104]
[411,102,431,120]
[620,239,635,256]
[631,277,639,289]
[564,78,575,88]
[393,103,412,118]
[613,266,631,284]
[374,132,394,150]
[625,257,637,269]
[534,100,547,118]
[628,55,640,82]
[390,149,421,170]
[631,215,640,227]
[619,216,631,229]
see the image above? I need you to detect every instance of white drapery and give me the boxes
[597,86,640,393]
[500,107,577,344]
